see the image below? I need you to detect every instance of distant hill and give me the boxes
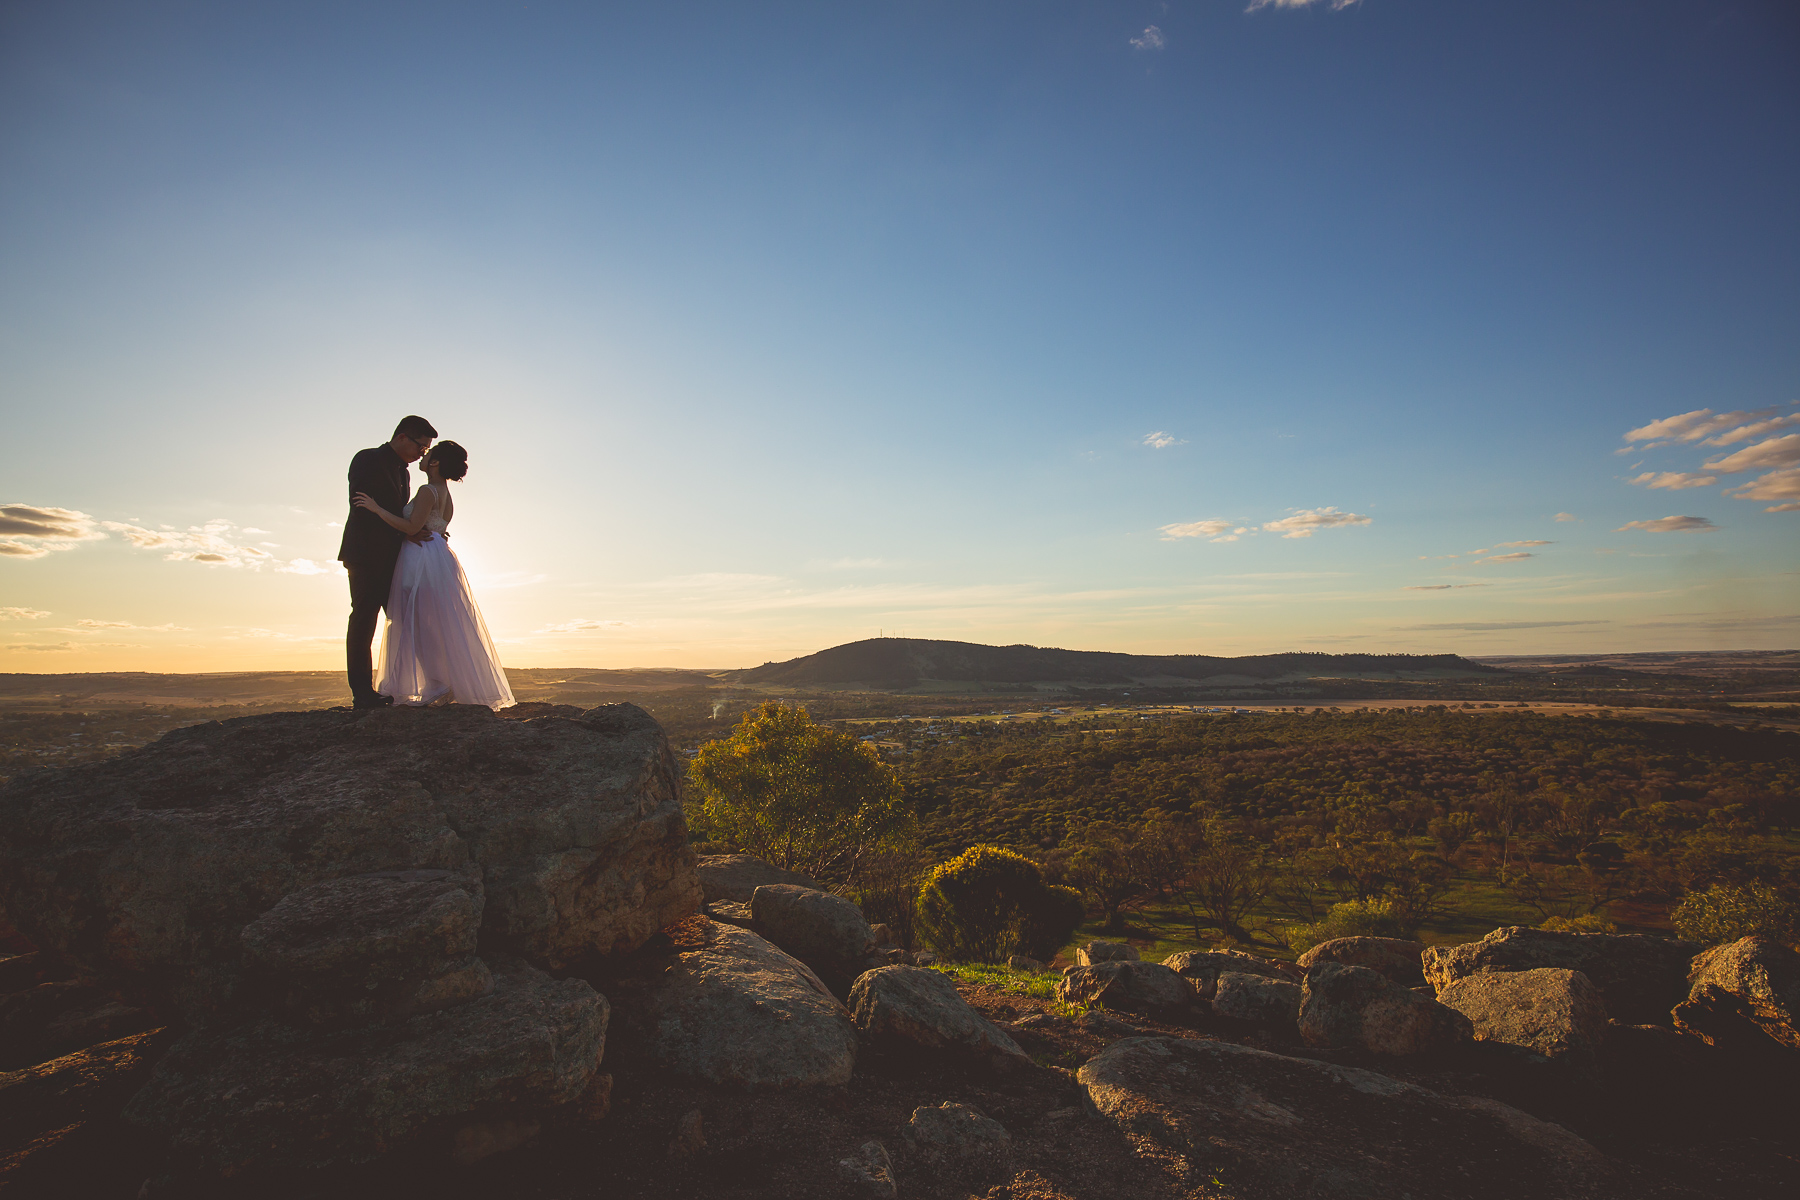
[725,638,1504,691]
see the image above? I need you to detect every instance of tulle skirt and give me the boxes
[374,535,515,710]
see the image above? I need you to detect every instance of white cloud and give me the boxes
[1724,467,1800,510]
[0,503,106,559]
[1496,540,1553,548]
[1261,507,1371,539]
[1629,471,1719,490]
[1401,584,1489,590]
[1159,519,1234,541]
[1474,552,1534,563]
[1616,516,1719,533]
[5,641,79,652]
[75,619,186,631]
[1142,430,1186,449]
[1554,513,1579,522]
[1129,25,1165,50]
[0,607,49,620]
[1702,433,1800,473]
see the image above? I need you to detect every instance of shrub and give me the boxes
[916,845,1085,963]
[688,701,911,879]
[1283,897,1409,953]
[852,845,931,950]
[1670,882,1800,947]
[1538,914,1618,934]
[1023,884,1087,962]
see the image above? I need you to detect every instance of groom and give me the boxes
[339,415,437,708]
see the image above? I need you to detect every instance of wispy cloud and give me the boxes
[1704,412,1800,446]
[1723,467,1800,511]
[1496,540,1553,548]
[1624,407,1794,446]
[1159,519,1235,542]
[1629,471,1718,491]
[0,503,106,558]
[1129,25,1165,50]
[0,607,49,620]
[1702,433,1800,474]
[1247,0,1360,11]
[102,518,316,571]
[1473,552,1534,564]
[1399,621,1606,631]
[806,557,890,570]
[1554,512,1579,522]
[1616,515,1719,533]
[1261,507,1371,539]
[1141,430,1185,449]
[540,619,632,633]
[277,558,341,576]
[5,642,79,652]
[1401,583,1490,591]
[72,619,187,632]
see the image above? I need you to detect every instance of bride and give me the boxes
[352,440,515,710]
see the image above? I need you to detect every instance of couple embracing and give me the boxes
[337,415,515,710]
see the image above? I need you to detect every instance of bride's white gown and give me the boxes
[374,485,515,709]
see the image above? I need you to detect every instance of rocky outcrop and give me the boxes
[1057,961,1192,1017]
[1437,968,1609,1075]
[1078,1036,1611,1199]
[1162,949,1300,1000]
[0,705,701,1018]
[238,867,491,1027]
[1672,936,1800,1053]
[1299,962,1472,1056]
[1076,941,1138,966]
[123,960,607,1176]
[848,965,1031,1070]
[751,884,876,986]
[1422,927,1698,1026]
[632,917,857,1088]
[1211,972,1303,1025]
[695,854,819,903]
[1297,936,1427,985]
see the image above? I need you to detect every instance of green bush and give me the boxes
[916,845,1086,963]
[688,701,911,878]
[1670,883,1800,946]
[1283,897,1409,953]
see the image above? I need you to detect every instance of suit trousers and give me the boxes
[345,559,397,700]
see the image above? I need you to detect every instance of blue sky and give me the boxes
[2,0,1796,670]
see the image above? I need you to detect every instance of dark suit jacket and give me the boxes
[337,444,410,567]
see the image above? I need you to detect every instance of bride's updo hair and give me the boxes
[429,441,469,481]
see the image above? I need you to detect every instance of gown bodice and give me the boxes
[403,485,451,534]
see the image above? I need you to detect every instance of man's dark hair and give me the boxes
[393,415,438,441]
[429,440,469,481]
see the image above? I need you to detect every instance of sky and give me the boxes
[2,0,1797,673]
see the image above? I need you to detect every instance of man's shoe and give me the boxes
[351,693,392,710]
[375,693,395,706]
